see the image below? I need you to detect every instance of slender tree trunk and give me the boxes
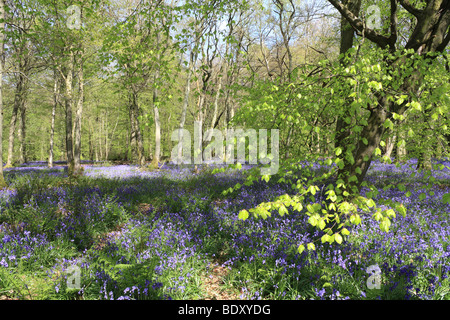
[129,91,145,166]
[154,104,161,164]
[285,124,294,159]
[209,72,222,131]
[396,121,407,163]
[64,49,75,174]
[104,111,109,161]
[88,118,93,161]
[129,106,136,163]
[166,112,172,159]
[0,0,6,187]
[125,119,129,161]
[6,74,26,167]
[17,100,27,164]
[48,70,59,168]
[73,51,84,174]
[152,31,162,166]
[152,72,161,165]
[98,116,103,161]
[178,50,195,162]
[6,99,19,166]
[384,131,396,160]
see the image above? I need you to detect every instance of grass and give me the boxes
[0,160,449,300]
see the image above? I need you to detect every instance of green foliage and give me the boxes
[232,45,450,252]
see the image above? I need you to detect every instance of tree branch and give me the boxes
[327,0,393,49]
[398,0,423,18]
[389,0,399,50]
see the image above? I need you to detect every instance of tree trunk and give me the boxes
[177,50,195,162]
[328,0,450,195]
[17,100,27,164]
[129,91,145,166]
[152,70,161,165]
[64,49,75,174]
[337,99,388,193]
[104,111,109,161]
[48,70,59,168]
[154,104,161,164]
[0,0,6,187]
[396,122,407,163]
[88,118,93,162]
[6,73,26,167]
[73,51,84,174]
[383,131,396,160]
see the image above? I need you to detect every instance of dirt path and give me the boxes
[201,261,242,300]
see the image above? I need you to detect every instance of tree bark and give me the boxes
[6,78,22,167]
[129,91,145,166]
[17,100,27,164]
[384,131,396,160]
[152,58,161,165]
[48,69,59,168]
[73,51,84,174]
[64,48,75,174]
[0,0,6,187]
[177,49,195,162]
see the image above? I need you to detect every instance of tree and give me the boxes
[327,0,450,193]
[0,0,7,187]
[235,0,449,250]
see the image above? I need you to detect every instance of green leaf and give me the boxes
[318,218,326,230]
[307,243,316,251]
[374,148,381,156]
[368,81,383,91]
[383,119,394,130]
[238,209,249,221]
[335,233,343,244]
[298,244,305,254]
[278,205,288,216]
[410,101,422,111]
[380,217,391,232]
[308,215,318,227]
[373,210,383,221]
[349,214,361,225]
[326,190,337,202]
[308,185,318,195]
[385,209,396,219]
[366,198,376,208]
[321,234,330,243]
